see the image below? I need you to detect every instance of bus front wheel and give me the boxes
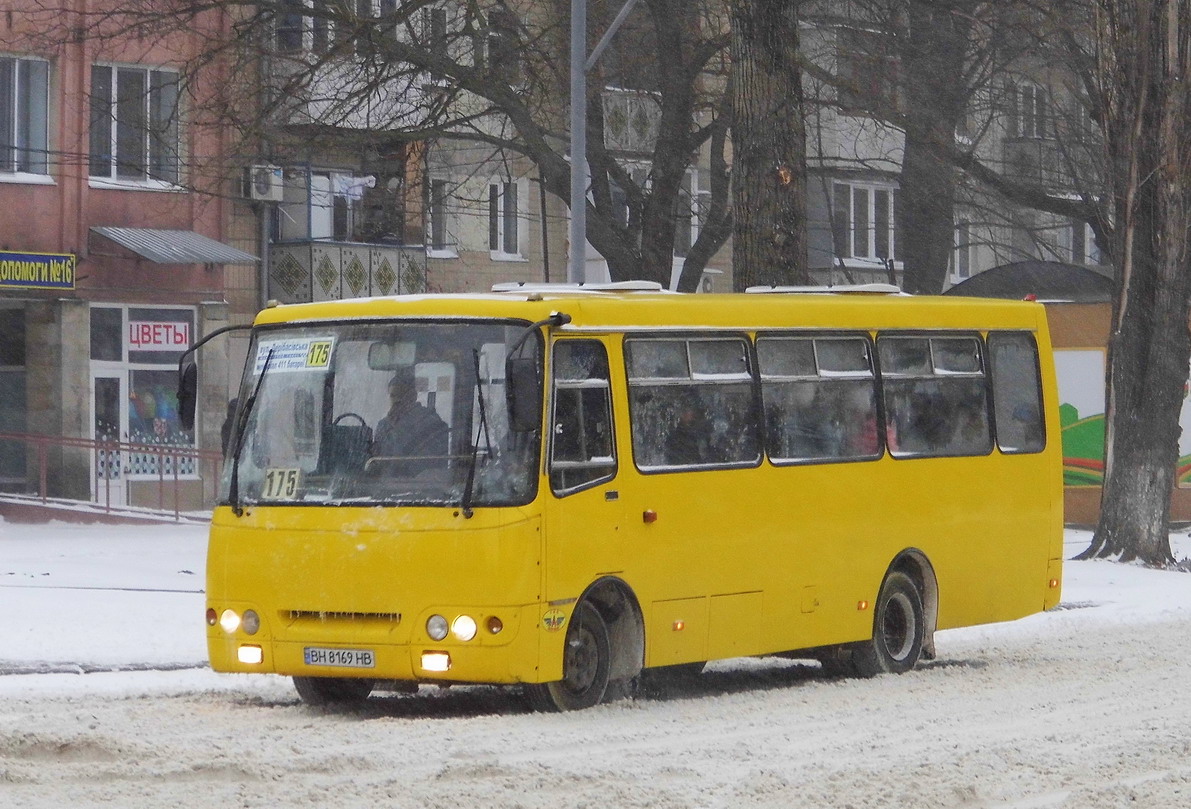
[293,676,374,706]
[525,601,611,712]
[852,571,924,677]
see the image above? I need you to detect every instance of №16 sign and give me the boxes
[0,251,76,290]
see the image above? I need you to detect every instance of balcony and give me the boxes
[267,241,428,303]
[602,89,660,156]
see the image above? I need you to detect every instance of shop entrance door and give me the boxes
[92,372,127,506]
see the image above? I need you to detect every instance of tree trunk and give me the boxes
[1078,0,1191,565]
[897,0,974,295]
[729,0,809,290]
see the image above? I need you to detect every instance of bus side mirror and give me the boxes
[178,361,198,431]
[506,357,541,433]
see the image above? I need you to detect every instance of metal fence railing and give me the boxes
[0,431,223,521]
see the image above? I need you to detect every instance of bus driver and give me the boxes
[371,368,448,474]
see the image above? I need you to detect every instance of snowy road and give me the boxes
[2,523,1191,808]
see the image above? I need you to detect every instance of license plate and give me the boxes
[303,646,375,669]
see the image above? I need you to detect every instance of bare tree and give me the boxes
[1074,0,1191,565]
[10,0,733,288]
[727,0,809,289]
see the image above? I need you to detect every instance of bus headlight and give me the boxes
[426,614,449,641]
[242,610,261,635]
[451,615,477,642]
[219,609,240,634]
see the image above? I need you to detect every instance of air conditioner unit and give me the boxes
[246,164,284,202]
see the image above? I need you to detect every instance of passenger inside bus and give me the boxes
[370,367,449,475]
[664,390,711,465]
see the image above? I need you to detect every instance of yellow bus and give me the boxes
[197,283,1062,710]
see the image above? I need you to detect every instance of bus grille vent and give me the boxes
[288,610,402,624]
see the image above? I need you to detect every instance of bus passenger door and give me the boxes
[542,339,625,603]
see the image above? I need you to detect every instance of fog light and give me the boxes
[237,645,263,665]
[421,651,451,672]
[426,614,449,641]
[242,610,261,635]
[205,608,218,627]
[219,609,240,633]
[452,615,477,642]
[486,616,503,635]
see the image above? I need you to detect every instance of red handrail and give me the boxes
[0,431,223,521]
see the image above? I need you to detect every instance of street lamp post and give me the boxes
[568,0,644,284]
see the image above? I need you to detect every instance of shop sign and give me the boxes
[128,320,191,351]
[0,251,77,290]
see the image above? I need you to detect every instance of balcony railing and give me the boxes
[268,241,428,304]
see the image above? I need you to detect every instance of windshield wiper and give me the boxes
[229,348,274,517]
[460,349,492,519]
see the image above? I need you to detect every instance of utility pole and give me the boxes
[568,0,644,284]
[568,0,587,283]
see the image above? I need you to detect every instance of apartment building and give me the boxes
[0,4,255,505]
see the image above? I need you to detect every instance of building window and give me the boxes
[484,7,522,85]
[89,305,197,477]
[425,176,453,254]
[89,65,180,184]
[832,181,898,262]
[838,28,899,113]
[953,220,973,280]
[0,306,26,486]
[312,0,331,54]
[1066,219,1101,265]
[276,0,305,52]
[423,7,448,60]
[488,180,521,258]
[0,57,49,175]
[674,171,705,259]
[1007,81,1049,139]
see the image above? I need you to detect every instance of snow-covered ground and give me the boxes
[1,520,1190,808]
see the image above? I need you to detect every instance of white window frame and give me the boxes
[831,180,899,265]
[1016,82,1048,139]
[673,169,706,260]
[1061,219,1102,265]
[488,177,525,261]
[425,175,457,258]
[0,55,51,181]
[88,63,182,189]
[951,219,973,282]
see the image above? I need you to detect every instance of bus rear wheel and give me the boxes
[525,601,611,712]
[852,571,924,677]
[293,676,374,706]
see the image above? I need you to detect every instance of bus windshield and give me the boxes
[221,319,541,508]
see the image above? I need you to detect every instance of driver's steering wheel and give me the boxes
[333,412,367,427]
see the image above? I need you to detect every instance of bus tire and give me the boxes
[852,571,924,677]
[524,601,611,712]
[293,676,374,706]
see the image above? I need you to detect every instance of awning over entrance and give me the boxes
[90,227,258,265]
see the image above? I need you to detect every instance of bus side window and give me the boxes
[627,336,760,470]
[988,332,1045,453]
[879,335,992,458]
[759,335,880,463]
[549,340,616,494]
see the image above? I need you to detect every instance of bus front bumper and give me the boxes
[206,603,564,685]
